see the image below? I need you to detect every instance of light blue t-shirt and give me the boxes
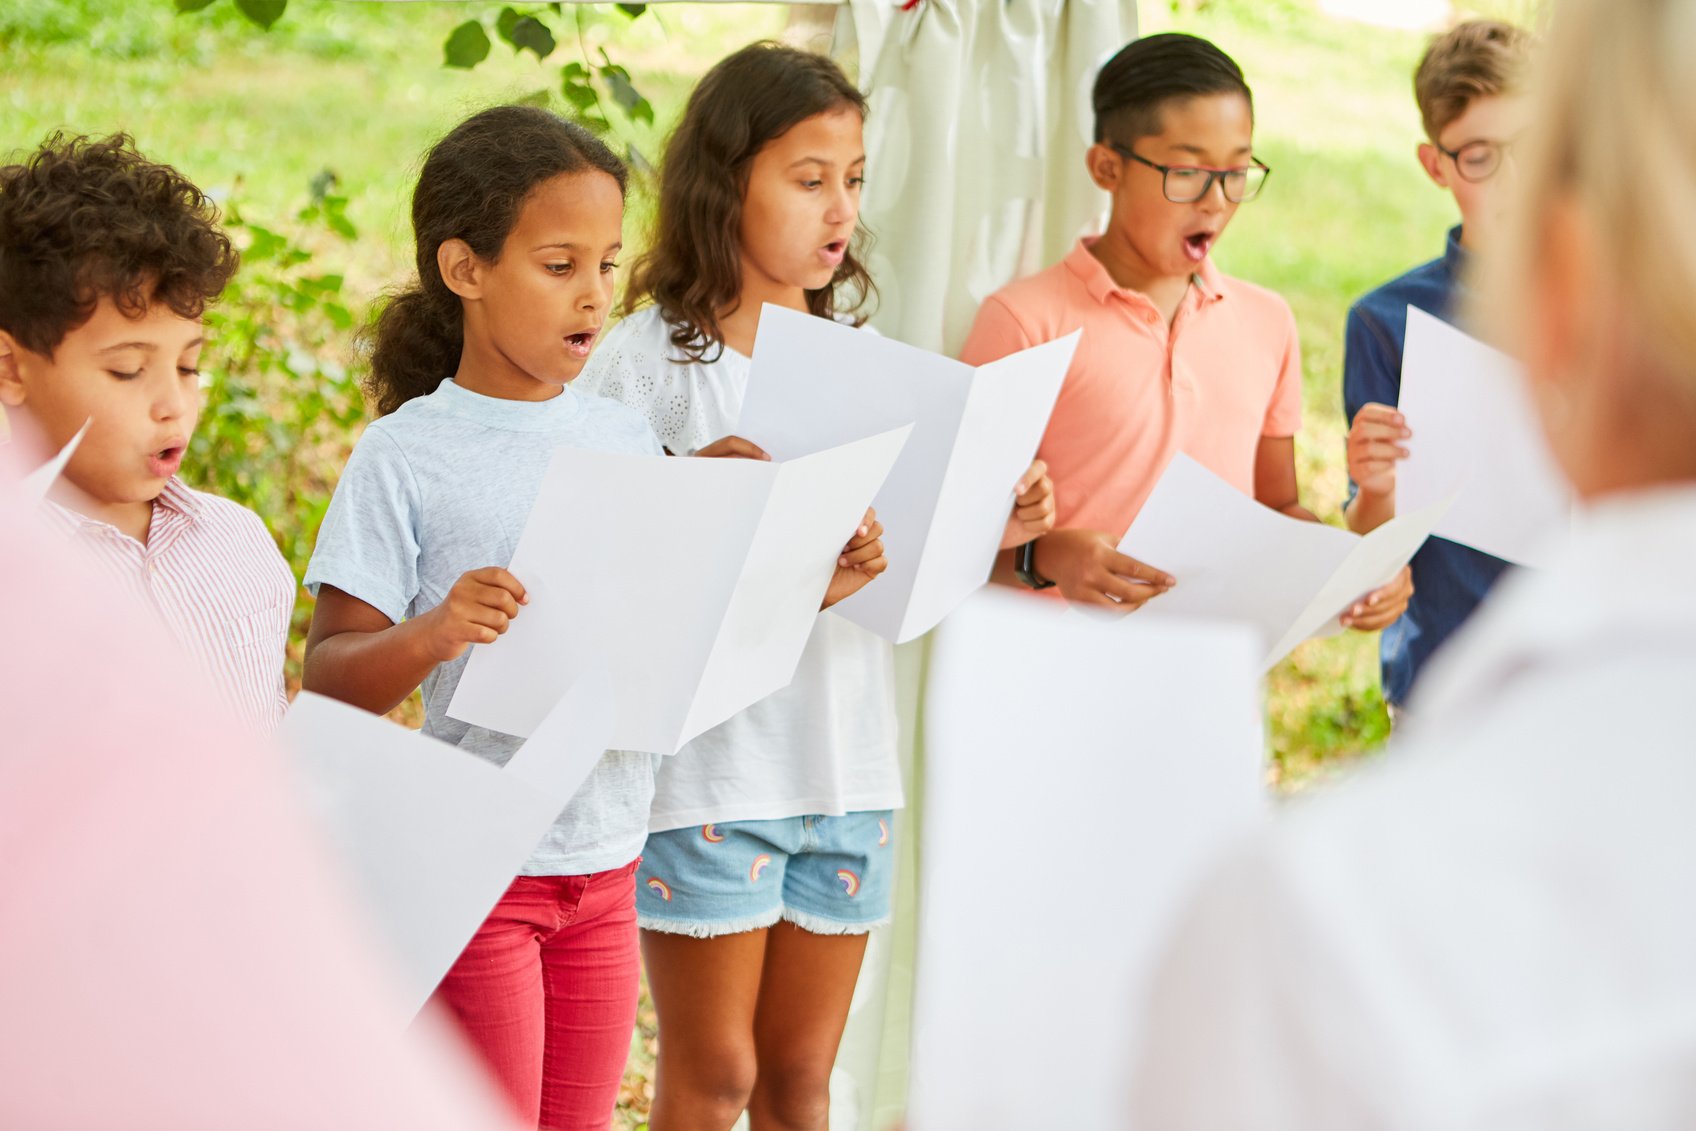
[305,378,665,876]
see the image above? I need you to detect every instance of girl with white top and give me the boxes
[579,44,1055,1131]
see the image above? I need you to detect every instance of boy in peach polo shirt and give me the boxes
[964,32,1411,633]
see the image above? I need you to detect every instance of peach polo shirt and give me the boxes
[960,237,1304,539]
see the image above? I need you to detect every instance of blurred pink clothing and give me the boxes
[0,441,516,1129]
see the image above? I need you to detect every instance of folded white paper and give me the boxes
[1398,306,1574,567]
[1119,453,1452,669]
[20,420,89,503]
[446,427,910,752]
[910,588,1266,1130]
[280,676,615,1020]
[737,305,1077,643]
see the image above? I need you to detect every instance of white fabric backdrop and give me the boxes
[846,0,1137,355]
[824,4,1138,1128]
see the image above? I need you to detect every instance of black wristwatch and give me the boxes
[1015,538,1056,590]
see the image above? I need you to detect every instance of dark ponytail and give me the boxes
[364,105,628,416]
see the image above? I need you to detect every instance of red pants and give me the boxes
[432,861,641,1130]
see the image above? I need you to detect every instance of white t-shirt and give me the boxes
[304,379,666,876]
[1132,484,1696,1130]
[578,305,903,831]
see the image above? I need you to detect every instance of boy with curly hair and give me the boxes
[0,132,294,731]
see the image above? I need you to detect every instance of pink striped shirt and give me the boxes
[42,478,295,732]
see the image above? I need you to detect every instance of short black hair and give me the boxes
[0,132,236,358]
[1092,33,1253,144]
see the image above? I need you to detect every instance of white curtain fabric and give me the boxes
[823,5,1138,1128]
[845,0,1138,355]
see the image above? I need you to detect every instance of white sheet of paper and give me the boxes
[446,427,909,752]
[281,676,615,1020]
[737,305,1076,643]
[1398,306,1573,567]
[1120,454,1451,669]
[20,420,89,503]
[909,588,1266,1130]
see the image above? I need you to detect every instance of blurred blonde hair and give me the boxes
[1485,0,1696,420]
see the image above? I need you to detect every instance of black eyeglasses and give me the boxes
[1108,143,1272,204]
[1436,137,1518,184]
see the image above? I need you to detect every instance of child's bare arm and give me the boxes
[1343,404,1411,534]
[1252,436,1319,521]
[302,568,527,715]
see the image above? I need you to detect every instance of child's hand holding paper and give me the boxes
[823,507,887,609]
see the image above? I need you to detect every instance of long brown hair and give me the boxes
[364,105,628,416]
[623,42,876,363]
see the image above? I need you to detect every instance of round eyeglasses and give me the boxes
[1436,138,1517,184]
[1108,142,1272,204]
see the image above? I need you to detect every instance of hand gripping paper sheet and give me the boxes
[446,427,910,753]
[736,305,1076,643]
[1119,453,1453,669]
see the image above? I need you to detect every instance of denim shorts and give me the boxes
[636,811,895,938]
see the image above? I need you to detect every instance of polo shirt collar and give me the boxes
[1065,237,1227,309]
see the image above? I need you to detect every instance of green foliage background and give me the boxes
[0,0,1540,779]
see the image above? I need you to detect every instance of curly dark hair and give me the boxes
[365,104,629,417]
[622,42,876,363]
[0,132,237,358]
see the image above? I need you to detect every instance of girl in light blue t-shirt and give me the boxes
[301,105,685,1131]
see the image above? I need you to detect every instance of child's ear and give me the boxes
[0,331,27,408]
[437,238,484,301]
[1084,143,1124,194]
[1417,142,1449,189]
[1085,144,1126,192]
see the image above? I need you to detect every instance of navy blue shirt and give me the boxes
[1344,225,1512,707]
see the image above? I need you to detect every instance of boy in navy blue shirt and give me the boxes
[1344,20,1532,711]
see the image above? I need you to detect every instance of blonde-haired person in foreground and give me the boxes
[1131,0,1696,1126]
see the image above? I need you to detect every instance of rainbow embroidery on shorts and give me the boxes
[646,877,673,902]
[877,819,890,847]
[837,869,861,897]
[749,854,773,882]
[702,824,725,843]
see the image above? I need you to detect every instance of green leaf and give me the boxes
[509,16,555,60]
[174,0,219,12]
[515,87,553,108]
[307,168,338,204]
[561,75,598,112]
[617,4,648,17]
[234,0,286,29]
[495,6,523,44]
[561,61,591,81]
[626,143,654,177]
[597,61,644,116]
[443,20,491,69]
